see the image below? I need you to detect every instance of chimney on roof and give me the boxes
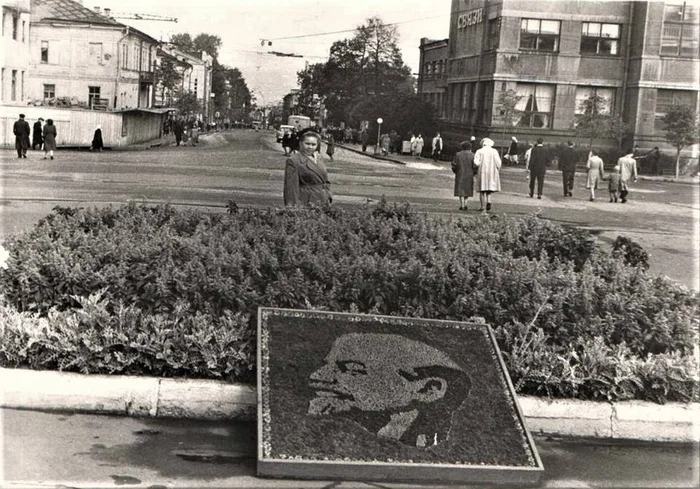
[94,7,101,14]
[104,8,111,17]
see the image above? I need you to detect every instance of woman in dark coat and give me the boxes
[42,119,57,160]
[92,124,104,151]
[284,131,332,206]
[32,118,44,150]
[451,141,476,210]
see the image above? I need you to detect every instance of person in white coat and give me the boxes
[473,137,502,212]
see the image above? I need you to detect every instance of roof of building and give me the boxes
[32,0,160,44]
[160,44,211,66]
[420,38,449,50]
[32,0,120,26]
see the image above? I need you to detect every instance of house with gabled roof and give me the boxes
[27,0,160,111]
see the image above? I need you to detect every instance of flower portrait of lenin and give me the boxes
[307,333,471,449]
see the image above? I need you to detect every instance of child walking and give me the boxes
[607,164,621,202]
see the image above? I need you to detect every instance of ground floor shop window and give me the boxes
[515,83,555,128]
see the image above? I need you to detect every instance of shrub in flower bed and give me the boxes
[0,202,697,402]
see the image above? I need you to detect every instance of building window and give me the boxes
[11,69,17,101]
[581,23,620,55]
[194,78,198,93]
[41,41,49,63]
[514,83,555,128]
[22,20,25,42]
[1,68,4,101]
[481,82,494,124]
[520,19,560,52]
[2,12,5,37]
[89,86,101,108]
[20,70,24,100]
[89,42,103,65]
[122,44,129,69]
[654,89,698,131]
[487,17,501,51]
[43,83,55,99]
[12,13,18,40]
[661,1,699,57]
[133,46,138,69]
[122,116,128,137]
[575,87,615,115]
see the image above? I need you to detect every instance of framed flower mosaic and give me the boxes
[257,308,544,485]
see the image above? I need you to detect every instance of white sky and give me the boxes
[87,0,451,103]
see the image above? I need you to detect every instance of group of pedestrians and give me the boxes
[451,137,502,212]
[13,113,57,160]
[170,117,201,147]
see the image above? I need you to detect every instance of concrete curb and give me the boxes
[1,367,697,442]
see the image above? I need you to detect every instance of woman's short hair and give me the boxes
[460,141,471,151]
[46,119,54,125]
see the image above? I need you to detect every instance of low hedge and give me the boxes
[0,202,698,403]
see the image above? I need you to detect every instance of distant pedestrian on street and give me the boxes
[617,149,638,203]
[645,146,662,175]
[585,149,605,201]
[173,118,184,146]
[451,141,476,211]
[506,136,519,165]
[360,130,369,152]
[414,134,424,159]
[524,142,534,168]
[474,137,502,212]
[410,134,417,156]
[281,130,291,156]
[289,128,300,154]
[190,121,199,146]
[380,133,391,155]
[326,133,335,162]
[91,124,104,151]
[526,138,550,199]
[432,132,443,162]
[32,118,44,150]
[284,131,332,206]
[605,164,621,203]
[13,113,31,159]
[42,119,57,160]
[560,141,577,197]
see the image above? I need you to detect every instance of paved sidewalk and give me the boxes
[2,408,698,488]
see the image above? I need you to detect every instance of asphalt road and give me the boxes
[2,408,698,488]
[1,129,698,289]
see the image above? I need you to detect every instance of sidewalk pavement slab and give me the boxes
[2,408,698,488]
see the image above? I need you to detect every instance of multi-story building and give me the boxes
[418,0,700,153]
[418,38,448,119]
[27,0,159,111]
[157,43,213,121]
[1,0,32,106]
[282,88,301,122]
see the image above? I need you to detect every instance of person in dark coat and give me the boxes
[559,141,577,196]
[506,136,519,165]
[284,131,332,206]
[13,114,31,158]
[360,130,369,152]
[526,138,550,199]
[645,146,662,175]
[325,133,335,162]
[173,118,184,146]
[32,118,44,150]
[451,141,476,211]
[281,130,291,156]
[92,125,104,151]
[42,119,57,160]
[289,128,300,154]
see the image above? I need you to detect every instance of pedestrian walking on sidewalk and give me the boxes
[13,114,30,159]
[432,132,443,162]
[91,124,104,151]
[173,118,184,146]
[414,134,424,159]
[506,136,519,165]
[605,164,621,202]
[361,130,369,152]
[42,119,57,160]
[190,122,199,147]
[474,137,502,212]
[527,138,550,199]
[32,118,44,151]
[451,141,476,211]
[284,131,332,206]
[585,149,605,201]
[645,146,662,175]
[618,149,638,203]
[560,141,577,196]
[326,133,335,162]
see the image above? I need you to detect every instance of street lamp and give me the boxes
[376,117,383,154]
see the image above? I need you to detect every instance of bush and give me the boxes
[1,203,697,400]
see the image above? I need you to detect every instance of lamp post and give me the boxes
[376,117,383,154]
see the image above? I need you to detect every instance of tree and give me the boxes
[497,89,522,156]
[170,33,194,53]
[175,91,201,117]
[608,116,633,151]
[156,58,182,107]
[662,104,700,179]
[296,16,414,125]
[349,93,437,141]
[574,93,612,151]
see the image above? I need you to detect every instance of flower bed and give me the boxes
[0,202,697,403]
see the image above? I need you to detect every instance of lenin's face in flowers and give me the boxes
[308,333,462,416]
